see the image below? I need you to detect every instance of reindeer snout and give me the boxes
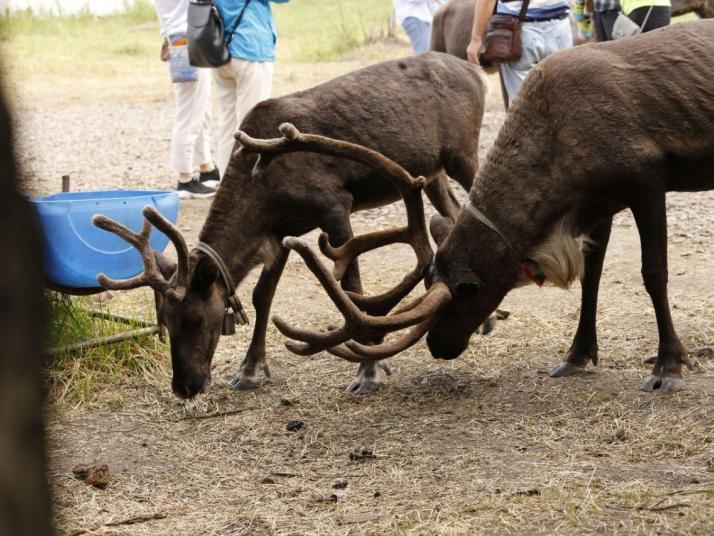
[172,375,212,399]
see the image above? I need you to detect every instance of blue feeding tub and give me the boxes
[33,190,179,292]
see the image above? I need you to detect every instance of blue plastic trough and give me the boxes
[33,190,179,291]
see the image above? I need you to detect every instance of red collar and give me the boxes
[521,260,545,287]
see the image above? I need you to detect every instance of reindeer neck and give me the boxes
[470,113,576,257]
[197,176,275,287]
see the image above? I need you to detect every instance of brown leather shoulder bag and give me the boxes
[482,0,531,63]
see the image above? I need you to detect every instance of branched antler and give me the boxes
[93,206,189,304]
[235,124,454,362]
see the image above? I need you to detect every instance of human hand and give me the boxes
[161,38,169,62]
[466,38,482,65]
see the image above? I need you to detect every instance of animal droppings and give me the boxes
[72,463,110,489]
[286,420,304,432]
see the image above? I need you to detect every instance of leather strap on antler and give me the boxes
[195,242,249,325]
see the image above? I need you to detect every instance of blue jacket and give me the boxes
[215,0,289,62]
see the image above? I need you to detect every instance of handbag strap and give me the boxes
[636,0,656,34]
[491,0,531,20]
[224,0,253,47]
[518,0,532,22]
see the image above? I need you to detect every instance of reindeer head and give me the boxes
[93,207,232,399]
[424,210,520,360]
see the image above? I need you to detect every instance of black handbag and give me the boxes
[187,0,252,68]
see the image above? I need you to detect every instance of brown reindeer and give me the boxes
[94,52,487,399]
[274,20,714,394]
[671,0,714,17]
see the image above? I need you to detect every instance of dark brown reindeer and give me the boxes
[275,20,714,394]
[94,52,487,399]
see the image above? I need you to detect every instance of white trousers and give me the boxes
[213,58,274,175]
[170,67,213,175]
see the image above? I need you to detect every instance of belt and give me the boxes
[522,13,569,22]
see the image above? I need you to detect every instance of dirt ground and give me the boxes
[16,39,714,534]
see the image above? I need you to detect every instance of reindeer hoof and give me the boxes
[230,374,260,391]
[641,375,684,394]
[346,378,381,395]
[549,361,586,377]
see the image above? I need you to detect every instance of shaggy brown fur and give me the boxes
[427,21,714,394]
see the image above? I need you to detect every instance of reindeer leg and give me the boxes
[230,247,289,390]
[631,193,692,394]
[321,214,388,395]
[424,172,460,221]
[551,218,613,377]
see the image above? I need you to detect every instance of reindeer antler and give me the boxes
[236,123,453,361]
[237,123,435,316]
[93,206,190,304]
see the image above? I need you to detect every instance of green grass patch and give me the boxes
[46,292,168,406]
[274,0,393,62]
[0,1,161,83]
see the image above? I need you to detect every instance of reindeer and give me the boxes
[273,20,714,394]
[672,0,714,17]
[93,52,487,399]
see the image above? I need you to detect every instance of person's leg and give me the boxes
[628,6,671,31]
[170,79,200,181]
[401,16,432,54]
[170,78,217,197]
[214,60,240,176]
[543,16,573,58]
[232,60,274,135]
[499,22,545,104]
[593,11,607,42]
[191,68,214,172]
[601,9,620,41]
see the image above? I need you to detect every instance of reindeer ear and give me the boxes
[153,251,177,280]
[429,214,454,246]
[191,255,219,291]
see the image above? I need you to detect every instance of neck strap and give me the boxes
[464,203,518,256]
[195,241,249,325]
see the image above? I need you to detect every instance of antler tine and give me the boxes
[93,214,172,293]
[142,206,189,303]
[235,123,426,192]
[272,238,451,357]
[317,228,410,281]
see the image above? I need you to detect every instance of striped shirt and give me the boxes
[593,0,620,12]
[497,0,569,20]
